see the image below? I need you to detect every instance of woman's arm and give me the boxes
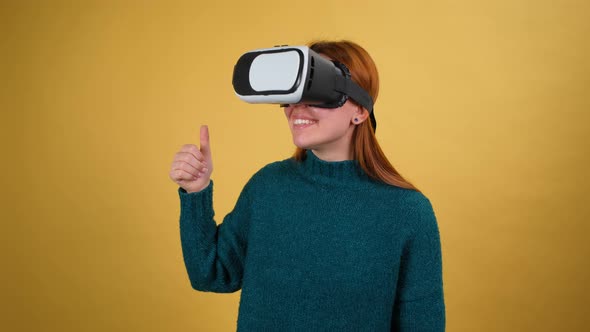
[178,180,252,293]
[392,198,446,331]
[171,125,250,292]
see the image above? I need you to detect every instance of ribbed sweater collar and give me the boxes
[294,149,371,188]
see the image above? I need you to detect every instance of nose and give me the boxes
[284,103,309,118]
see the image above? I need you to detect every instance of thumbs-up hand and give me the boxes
[169,125,213,193]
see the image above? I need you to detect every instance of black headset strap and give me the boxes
[331,62,374,113]
[333,76,374,113]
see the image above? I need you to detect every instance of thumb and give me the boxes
[200,125,211,158]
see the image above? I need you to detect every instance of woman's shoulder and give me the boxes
[371,184,439,234]
[399,190,439,237]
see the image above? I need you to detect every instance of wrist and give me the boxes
[186,179,211,194]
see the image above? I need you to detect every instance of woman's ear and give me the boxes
[351,106,370,125]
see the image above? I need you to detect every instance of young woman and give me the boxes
[169,40,446,331]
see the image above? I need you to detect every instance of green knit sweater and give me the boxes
[178,150,445,331]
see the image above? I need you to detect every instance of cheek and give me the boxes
[320,110,353,129]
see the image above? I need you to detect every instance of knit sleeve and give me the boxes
[392,197,446,331]
[178,180,252,293]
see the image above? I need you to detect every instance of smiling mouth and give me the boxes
[293,119,317,126]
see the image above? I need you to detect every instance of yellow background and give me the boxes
[3,0,589,331]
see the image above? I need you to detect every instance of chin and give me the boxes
[293,141,312,150]
[292,137,316,150]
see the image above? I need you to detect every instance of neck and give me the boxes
[311,148,352,161]
[310,129,354,161]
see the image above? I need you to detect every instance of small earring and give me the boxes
[354,118,358,122]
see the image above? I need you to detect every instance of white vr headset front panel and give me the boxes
[249,51,299,92]
[238,46,309,104]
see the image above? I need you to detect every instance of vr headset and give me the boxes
[232,45,376,130]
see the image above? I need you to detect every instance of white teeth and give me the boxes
[293,119,316,125]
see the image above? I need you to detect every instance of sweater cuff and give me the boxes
[178,180,214,219]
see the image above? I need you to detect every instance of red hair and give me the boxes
[293,40,421,193]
